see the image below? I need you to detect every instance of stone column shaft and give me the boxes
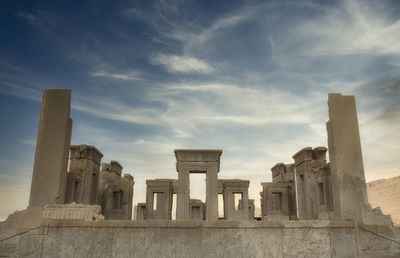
[327,93,369,220]
[177,169,190,220]
[206,167,219,220]
[29,89,72,208]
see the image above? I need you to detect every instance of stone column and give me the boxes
[206,167,219,220]
[122,174,134,220]
[293,147,314,220]
[176,168,190,220]
[249,199,255,219]
[293,147,328,220]
[136,203,146,220]
[327,93,369,220]
[29,89,72,208]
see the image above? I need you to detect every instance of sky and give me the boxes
[0,0,399,220]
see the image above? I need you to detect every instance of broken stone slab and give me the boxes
[42,203,104,222]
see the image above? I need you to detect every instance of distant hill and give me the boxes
[367,175,400,226]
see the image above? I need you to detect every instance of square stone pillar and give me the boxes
[261,182,295,221]
[123,174,134,219]
[176,168,190,220]
[145,179,174,220]
[98,162,134,220]
[136,203,146,220]
[175,149,222,221]
[29,89,72,208]
[65,144,103,205]
[239,199,255,219]
[327,93,369,221]
[264,163,297,220]
[293,147,328,220]
[293,147,316,220]
[249,199,255,219]
[205,167,219,220]
[221,179,250,221]
[315,165,334,219]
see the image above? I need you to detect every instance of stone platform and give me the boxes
[4,220,400,258]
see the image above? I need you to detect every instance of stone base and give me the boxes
[5,220,400,258]
[43,203,104,221]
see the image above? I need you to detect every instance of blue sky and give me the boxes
[0,0,399,220]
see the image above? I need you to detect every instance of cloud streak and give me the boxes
[90,70,145,81]
[151,54,213,74]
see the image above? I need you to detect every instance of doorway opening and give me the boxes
[189,173,206,202]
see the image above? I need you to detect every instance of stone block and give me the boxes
[42,204,104,221]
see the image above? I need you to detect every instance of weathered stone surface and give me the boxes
[29,89,72,208]
[65,144,103,205]
[189,199,205,220]
[293,146,332,220]
[145,179,175,220]
[326,93,369,220]
[97,161,134,220]
[8,220,400,258]
[271,163,295,183]
[239,199,255,220]
[367,176,400,226]
[221,179,250,221]
[0,208,43,258]
[42,203,104,221]
[135,203,146,220]
[260,182,296,220]
[175,149,222,221]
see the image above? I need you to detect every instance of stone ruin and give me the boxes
[1,89,400,257]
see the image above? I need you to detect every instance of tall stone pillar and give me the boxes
[29,89,72,208]
[326,93,369,220]
[206,167,219,220]
[176,168,190,220]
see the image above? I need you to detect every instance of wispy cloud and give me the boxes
[16,10,58,33]
[168,12,251,51]
[89,70,145,81]
[151,54,213,74]
[278,0,400,57]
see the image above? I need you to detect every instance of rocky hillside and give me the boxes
[367,176,400,226]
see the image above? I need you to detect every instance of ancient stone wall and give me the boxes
[6,220,400,258]
[367,176,400,226]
